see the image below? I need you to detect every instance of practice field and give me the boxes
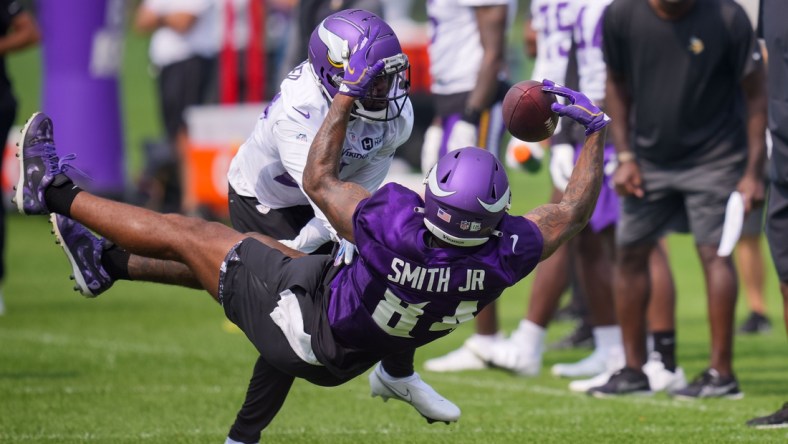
[1,18,787,444]
[0,178,786,443]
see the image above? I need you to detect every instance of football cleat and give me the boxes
[50,214,114,297]
[746,403,788,429]
[569,368,617,393]
[423,334,503,373]
[369,363,461,424]
[484,329,543,377]
[587,367,652,398]
[737,311,772,335]
[642,353,687,392]
[14,112,76,215]
[552,345,624,378]
[670,368,743,400]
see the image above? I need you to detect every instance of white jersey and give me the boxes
[427,0,516,95]
[227,61,413,239]
[574,0,612,103]
[529,0,577,84]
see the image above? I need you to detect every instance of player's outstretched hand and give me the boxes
[541,79,611,135]
[339,25,386,98]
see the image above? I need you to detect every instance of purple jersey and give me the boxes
[318,183,542,368]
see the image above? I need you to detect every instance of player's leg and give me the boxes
[766,181,788,329]
[16,112,245,301]
[554,226,623,381]
[226,356,295,444]
[484,188,572,376]
[735,207,771,334]
[671,162,742,400]
[642,240,687,392]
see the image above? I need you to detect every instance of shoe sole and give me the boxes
[749,423,788,430]
[672,392,744,401]
[49,213,96,298]
[589,390,654,399]
[14,112,42,214]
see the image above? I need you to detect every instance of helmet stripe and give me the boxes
[426,165,456,198]
[478,187,510,213]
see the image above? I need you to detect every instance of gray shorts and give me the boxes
[616,158,744,247]
[766,181,788,282]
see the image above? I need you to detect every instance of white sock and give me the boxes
[592,325,622,352]
[514,319,547,355]
[468,331,504,345]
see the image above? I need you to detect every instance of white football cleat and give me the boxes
[482,334,543,376]
[552,345,624,378]
[369,363,461,424]
[423,334,501,372]
[568,368,619,393]
[642,353,688,392]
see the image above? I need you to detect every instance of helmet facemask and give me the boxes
[307,9,410,122]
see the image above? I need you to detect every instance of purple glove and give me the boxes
[542,79,611,135]
[338,25,385,98]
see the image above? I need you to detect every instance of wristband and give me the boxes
[617,151,636,163]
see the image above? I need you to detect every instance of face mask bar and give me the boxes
[330,54,411,122]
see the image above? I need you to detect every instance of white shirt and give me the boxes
[144,0,219,67]
[226,61,414,248]
[574,0,612,103]
[427,0,516,95]
[529,0,577,84]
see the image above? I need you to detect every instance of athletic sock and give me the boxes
[101,243,131,281]
[44,174,82,218]
[652,330,676,372]
[592,325,623,352]
[380,348,415,378]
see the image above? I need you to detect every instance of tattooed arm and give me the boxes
[525,129,605,261]
[524,80,610,261]
[302,95,370,244]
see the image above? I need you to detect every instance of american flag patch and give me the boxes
[437,208,451,223]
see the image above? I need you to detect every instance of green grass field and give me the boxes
[1,18,787,444]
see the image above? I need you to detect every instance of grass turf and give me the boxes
[1,15,787,444]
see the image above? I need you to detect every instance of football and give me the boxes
[502,80,558,142]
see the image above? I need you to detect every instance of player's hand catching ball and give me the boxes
[542,80,611,135]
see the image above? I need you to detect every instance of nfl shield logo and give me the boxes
[460,220,470,231]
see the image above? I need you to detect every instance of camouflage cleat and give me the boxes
[50,214,114,298]
[14,112,75,215]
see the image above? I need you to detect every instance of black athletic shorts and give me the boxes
[219,238,349,387]
[766,181,788,282]
[227,185,333,254]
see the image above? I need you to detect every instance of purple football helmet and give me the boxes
[421,147,511,247]
[307,9,410,121]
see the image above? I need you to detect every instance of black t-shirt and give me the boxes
[0,0,23,93]
[603,0,762,167]
[758,0,788,184]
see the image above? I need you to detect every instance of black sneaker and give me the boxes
[549,321,594,350]
[737,311,771,334]
[671,368,743,400]
[746,403,788,429]
[587,367,652,398]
